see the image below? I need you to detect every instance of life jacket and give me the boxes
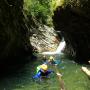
[36,65,41,73]
[36,64,48,73]
[39,69,49,76]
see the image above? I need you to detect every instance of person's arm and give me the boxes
[45,70,54,78]
[33,71,41,79]
[47,70,54,74]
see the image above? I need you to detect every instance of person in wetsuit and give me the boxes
[33,64,53,79]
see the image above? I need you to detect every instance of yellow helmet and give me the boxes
[40,64,48,71]
[49,56,54,60]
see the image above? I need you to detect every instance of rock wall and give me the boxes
[53,6,90,63]
[30,25,60,52]
[0,0,32,65]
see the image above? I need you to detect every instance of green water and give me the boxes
[0,54,90,90]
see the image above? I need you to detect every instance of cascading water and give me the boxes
[42,38,66,55]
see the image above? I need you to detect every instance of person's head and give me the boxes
[49,56,54,61]
[40,64,48,72]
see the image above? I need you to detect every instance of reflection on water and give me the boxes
[0,54,90,90]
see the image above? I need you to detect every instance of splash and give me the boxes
[42,39,66,55]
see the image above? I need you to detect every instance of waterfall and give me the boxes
[42,39,66,55]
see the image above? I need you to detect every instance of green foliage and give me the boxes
[24,0,90,26]
[24,0,53,25]
[64,0,90,8]
[24,0,65,26]
[63,0,90,17]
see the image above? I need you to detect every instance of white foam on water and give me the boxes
[42,40,66,55]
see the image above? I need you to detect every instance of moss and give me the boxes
[23,0,64,26]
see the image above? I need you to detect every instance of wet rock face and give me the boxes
[0,0,32,61]
[30,25,59,52]
[53,6,90,63]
